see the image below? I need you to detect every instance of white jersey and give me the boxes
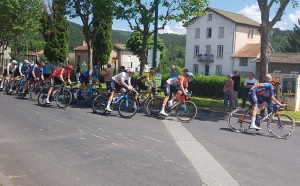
[5,63,17,71]
[112,72,131,84]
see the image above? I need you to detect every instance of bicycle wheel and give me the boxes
[69,88,79,105]
[56,89,72,108]
[175,101,197,122]
[146,97,164,117]
[118,96,138,118]
[92,95,109,114]
[267,113,296,139]
[228,108,251,133]
[30,85,42,101]
[84,89,99,107]
[5,82,11,95]
[37,88,49,106]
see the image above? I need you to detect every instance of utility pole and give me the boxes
[152,0,159,68]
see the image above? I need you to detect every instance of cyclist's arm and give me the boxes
[31,70,36,78]
[178,84,187,95]
[67,78,72,85]
[146,80,153,87]
[19,66,23,76]
[271,96,284,107]
[41,75,44,81]
[59,73,64,82]
[120,80,130,89]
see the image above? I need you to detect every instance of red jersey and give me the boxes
[51,68,70,79]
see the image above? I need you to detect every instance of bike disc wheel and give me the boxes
[92,95,108,114]
[69,88,79,105]
[118,97,138,118]
[30,85,42,101]
[5,83,11,95]
[175,101,198,122]
[228,108,251,133]
[37,88,49,106]
[84,89,99,107]
[146,97,164,117]
[267,113,296,139]
[56,90,72,108]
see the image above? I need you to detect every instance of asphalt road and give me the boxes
[0,92,299,186]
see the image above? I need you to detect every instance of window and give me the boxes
[193,64,198,75]
[251,30,254,39]
[208,14,212,21]
[239,58,248,66]
[217,45,223,58]
[194,45,199,57]
[248,29,254,39]
[216,65,222,76]
[206,28,212,38]
[218,27,224,38]
[206,45,211,55]
[127,56,131,62]
[195,28,200,38]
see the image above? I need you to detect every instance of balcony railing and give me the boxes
[197,54,214,62]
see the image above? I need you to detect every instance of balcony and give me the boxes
[197,54,214,62]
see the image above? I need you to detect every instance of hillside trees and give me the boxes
[114,0,209,75]
[40,0,69,62]
[285,19,300,52]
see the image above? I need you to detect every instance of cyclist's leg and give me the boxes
[1,69,7,88]
[105,80,117,111]
[74,75,87,98]
[249,92,263,130]
[160,83,171,116]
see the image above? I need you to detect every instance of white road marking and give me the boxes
[163,120,239,186]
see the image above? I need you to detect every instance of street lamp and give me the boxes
[152,0,159,68]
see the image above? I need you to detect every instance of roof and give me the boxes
[30,50,44,55]
[73,45,88,51]
[113,43,127,50]
[256,53,300,63]
[232,43,261,58]
[184,7,260,27]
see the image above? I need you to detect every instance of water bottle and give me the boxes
[113,96,119,102]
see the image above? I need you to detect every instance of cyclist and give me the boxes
[43,61,51,84]
[21,61,45,94]
[45,64,74,104]
[248,79,286,130]
[0,60,18,90]
[105,68,136,112]
[159,72,194,116]
[74,65,101,99]
[135,67,157,93]
[9,60,31,92]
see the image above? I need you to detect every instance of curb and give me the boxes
[197,108,300,127]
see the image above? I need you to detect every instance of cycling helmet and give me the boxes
[93,65,100,70]
[186,72,194,79]
[271,79,281,85]
[127,68,135,73]
[12,60,18,64]
[150,67,156,73]
[38,61,45,67]
[66,64,73,70]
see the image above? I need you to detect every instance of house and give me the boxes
[73,41,142,72]
[184,7,261,76]
[0,46,12,65]
[255,53,300,75]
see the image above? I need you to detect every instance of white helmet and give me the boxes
[127,68,135,73]
[24,60,30,64]
[12,60,18,64]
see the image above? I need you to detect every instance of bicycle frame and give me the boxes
[168,91,193,111]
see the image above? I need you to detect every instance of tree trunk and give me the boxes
[259,25,270,82]
[139,28,149,76]
[87,39,93,69]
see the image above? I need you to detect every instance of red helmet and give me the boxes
[66,64,73,70]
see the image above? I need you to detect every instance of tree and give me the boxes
[285,19,300,52]
[67,0,113,68]
[40,0,70,62]
[126,31,167,63]
[93,0,113,66]
[114,0,209,75]
[257,0,298,81]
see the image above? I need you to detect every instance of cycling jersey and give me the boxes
[112,72,131,84]
[166,76,184,86]
[51,68,70,79]
[81,69,98,79]
[251,83,274,97]
[26,65,43,80]
[4,63,17,71]
[137,73,154,84]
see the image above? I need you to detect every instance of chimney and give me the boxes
[82,40,87,46]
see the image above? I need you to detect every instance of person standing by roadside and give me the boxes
[232,70,240,108]
[103,64,113,93]
[52,61,59,73]
[170,65,178,78]
[75,63,81,84]
[223,74,234,111]
[241,72,257,109]
[43,61,51,84]
[119,66,125,73]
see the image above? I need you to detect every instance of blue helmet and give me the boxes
[186,72,194,78]
[93,65,100,70]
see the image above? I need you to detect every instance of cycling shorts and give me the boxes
[50,77,63,87]
[164,82,179,96]
[135,79,148,92]
[249,89,265,106]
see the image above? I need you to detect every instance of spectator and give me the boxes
[170,65,178,78]
[43,61,51,83]
[119,66,125,73]
[183,67,189,92]
[232,70,240,108]
[75,63,81,84]
[242,72,257,109]
[103,64,113,93]
[52,61,59,73]
[223,74,234,111]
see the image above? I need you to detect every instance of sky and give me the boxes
[69,0,300,35]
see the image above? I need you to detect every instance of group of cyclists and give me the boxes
[0,59,287,129]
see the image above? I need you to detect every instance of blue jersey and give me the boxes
[30,65,43,77]
[82,69,98,80]
[43,63,51,74]
[18,63,29,74]
[251,83,274,97]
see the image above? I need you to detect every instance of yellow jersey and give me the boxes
[137,73,155,84]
